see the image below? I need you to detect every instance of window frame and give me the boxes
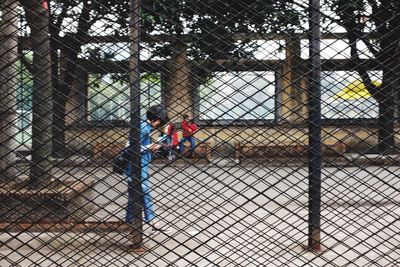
[194,67,282,127]
[78,71,164,128]
[68,59,397,129]
[320,70,381,121]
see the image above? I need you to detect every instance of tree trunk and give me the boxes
[49,22,65,158]
[51,34,79,158]
[52,88,68,157]
[51,1,92,157]
[376,14,400,154]
[377,62,397,153]
[377,91,395,153]
[21,0,53,187]
[0,0,19,182]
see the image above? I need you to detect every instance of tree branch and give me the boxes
[19,54,33,74]
[76,1,93,42]
[360,36,379,58]
[54,3,69,31]
[339,4,379,99]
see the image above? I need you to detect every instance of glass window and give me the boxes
[321,71,380,119]
[198,71,276,121]
[87,73,162,121]
[16,56,33,147]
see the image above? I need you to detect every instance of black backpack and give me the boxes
[112,146,134,175]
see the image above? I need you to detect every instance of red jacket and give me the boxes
[165,123,179,147]
[181,119,198,138]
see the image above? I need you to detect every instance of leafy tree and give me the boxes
[141,0,305,59]
[324,0,400,153]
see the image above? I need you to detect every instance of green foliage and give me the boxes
[51,0,130,35]
[89,72,161,98]
[49,0,306,62]
[325,0,400,20]
[141,0,306,60]
[85,46,116,62]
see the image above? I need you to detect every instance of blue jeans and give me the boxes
[179,136,196,154]
[125,156,156,223]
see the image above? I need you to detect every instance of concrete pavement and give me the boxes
[1,162,399,266]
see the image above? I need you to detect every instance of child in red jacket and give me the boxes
[161,122,179,161]
[164,123,179,150]
[179,114,198,157]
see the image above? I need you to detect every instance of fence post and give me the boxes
[129,0,143,248]
[308,0,322,251]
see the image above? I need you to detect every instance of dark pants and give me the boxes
[179,136,196,154]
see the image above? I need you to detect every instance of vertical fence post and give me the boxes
[308,0,322,251]
[129,0,143,247]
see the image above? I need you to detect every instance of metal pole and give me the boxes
[308,0,322,251]
[129,0,143,248]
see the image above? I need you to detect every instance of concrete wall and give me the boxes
[63,37,399,158]
[64,125,400,158]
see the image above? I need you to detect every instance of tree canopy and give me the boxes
[141,0,306,59]
[45,0,306,60]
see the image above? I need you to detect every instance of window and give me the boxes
[87,73,162,121]
[16,56,33,147]
[321,71,380,119]
[198,71,276,121]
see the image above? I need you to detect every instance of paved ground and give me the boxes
[1,160,399,266]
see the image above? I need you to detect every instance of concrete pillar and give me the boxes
[280,36,308,124]
[164,43,194,123]
[65,66,88,125]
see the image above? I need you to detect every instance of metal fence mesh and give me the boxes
[1,0,399,266]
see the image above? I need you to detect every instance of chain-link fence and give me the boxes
[1,0,400,266]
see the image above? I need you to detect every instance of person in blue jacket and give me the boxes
[125,104,170,232]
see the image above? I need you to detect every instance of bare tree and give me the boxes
[0,0,19,182]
